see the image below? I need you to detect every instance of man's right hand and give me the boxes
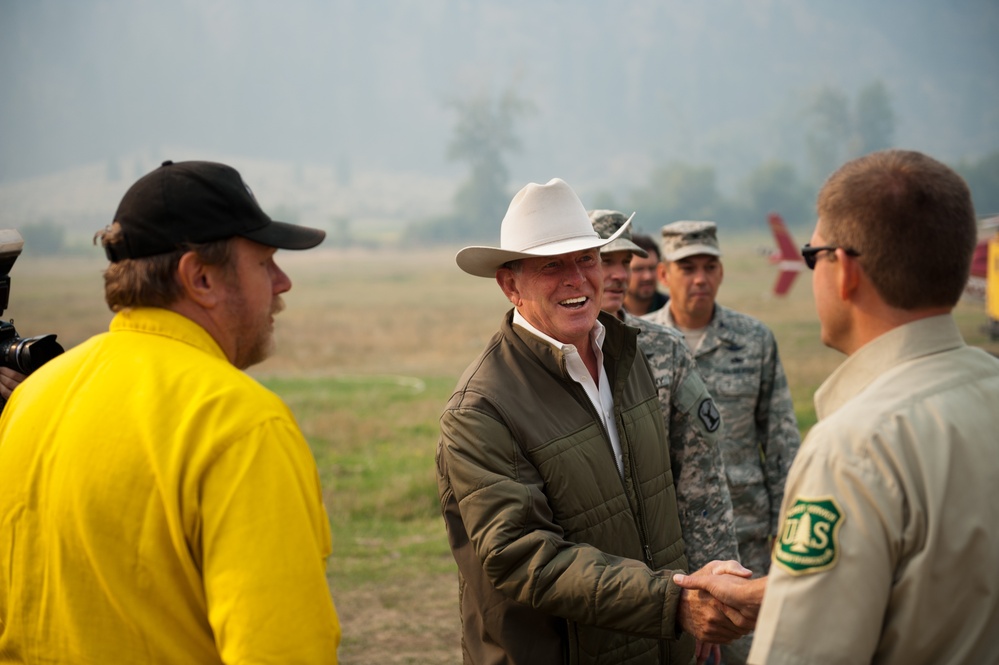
[675,560,757,643]
[674,560,767,626]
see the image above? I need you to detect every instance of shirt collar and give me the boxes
[110,307,229,361]
[512,308,606,354]
[814,314,965,420]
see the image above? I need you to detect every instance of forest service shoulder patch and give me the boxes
[774,496,844,576]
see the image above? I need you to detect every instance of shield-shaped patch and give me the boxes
[774,496,844,576]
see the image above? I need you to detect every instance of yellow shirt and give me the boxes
[749,316,999,664]
[0,308,340,663]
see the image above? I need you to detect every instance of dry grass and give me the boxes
[7,240,998,663]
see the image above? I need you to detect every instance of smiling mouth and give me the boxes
[560,296,588,309]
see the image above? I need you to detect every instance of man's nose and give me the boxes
[563,263,587,286]
[273,264,292,294]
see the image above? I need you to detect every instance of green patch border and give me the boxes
[774,495,844,576]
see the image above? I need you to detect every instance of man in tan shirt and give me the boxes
[674,149,999,664]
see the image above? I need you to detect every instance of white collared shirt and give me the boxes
[512,309,624,477]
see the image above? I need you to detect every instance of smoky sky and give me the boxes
[1,0,997,188]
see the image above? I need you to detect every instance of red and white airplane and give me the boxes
[765,212,805,297]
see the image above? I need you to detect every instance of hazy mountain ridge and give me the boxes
[0,151,455,245]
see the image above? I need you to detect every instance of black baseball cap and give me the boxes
[103,160,326,262]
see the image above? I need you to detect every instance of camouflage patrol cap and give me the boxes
[660,220,722,262]
[587,210,648,258]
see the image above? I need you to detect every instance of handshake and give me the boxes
[674,560,768,663]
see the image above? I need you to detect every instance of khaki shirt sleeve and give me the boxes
[749,426,897,664]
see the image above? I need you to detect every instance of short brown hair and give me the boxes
[817,149,977,309]
[632,234,661,262]
[96,223,235,312]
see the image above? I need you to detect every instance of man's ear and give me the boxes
[176,251,222,308]
[496,268,521,306]
[836,249,861,301]
[656,262,670,288]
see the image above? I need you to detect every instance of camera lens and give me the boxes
[1,333,64,375]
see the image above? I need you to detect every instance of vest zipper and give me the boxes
[564,352,657,568]
[629,446,656,568]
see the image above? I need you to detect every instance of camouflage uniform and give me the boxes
[644,304,801,577]
[587,209,740,571]
[624,312,740,569]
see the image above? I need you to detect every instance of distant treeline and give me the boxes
[404,83,999,245]
[13,149,998,256]
[404,149,999,246]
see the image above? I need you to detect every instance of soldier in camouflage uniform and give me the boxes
[645,220,801,664]
[588,211,740,571]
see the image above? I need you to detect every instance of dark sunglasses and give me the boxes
[800,243,860,270]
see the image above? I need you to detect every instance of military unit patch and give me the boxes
[774,496,844,575]
[697,398,721,432]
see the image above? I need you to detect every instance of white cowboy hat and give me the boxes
[456,178,633,278]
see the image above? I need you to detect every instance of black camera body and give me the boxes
[0,229,64,375]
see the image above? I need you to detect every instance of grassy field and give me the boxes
[7,240,998,663]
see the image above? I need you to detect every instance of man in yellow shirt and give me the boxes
[0,160,341,663]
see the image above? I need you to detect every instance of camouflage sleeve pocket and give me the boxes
[674,370,712,415]
[674,372,722,434]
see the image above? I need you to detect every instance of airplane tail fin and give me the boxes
[767,213,804,296]
[768,213,800,261]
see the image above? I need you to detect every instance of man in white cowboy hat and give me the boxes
[436,178,755,665]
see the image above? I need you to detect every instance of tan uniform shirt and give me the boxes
[750,315,999,664]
